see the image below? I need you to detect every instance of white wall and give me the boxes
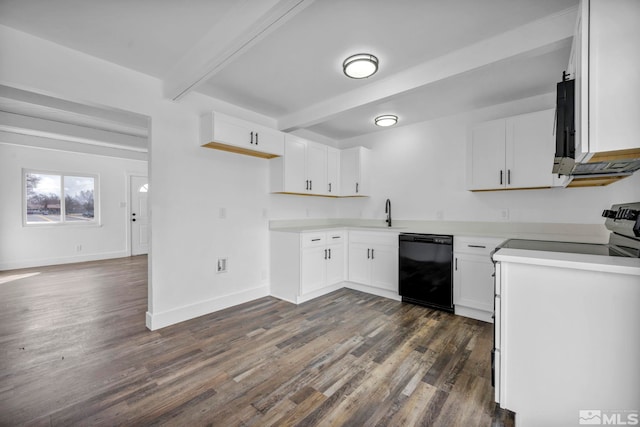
[0,25,336,330]
[337,94,640,224]
[0,143,147,269]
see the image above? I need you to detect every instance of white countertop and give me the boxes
[493,248,640,275]
[269,218,610,244]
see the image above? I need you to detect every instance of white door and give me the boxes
[340,148,358,196]
[326,147,340,195]
[130,176,149,255]
[325,243,345,286]
[306,142,327,195]
[506,109,554,189]
[347,242,370,285]
[283,135,308,193]
[454,253,494,312]
[468,119,506,190]
[370,244,398,292]
[301,246,327,294]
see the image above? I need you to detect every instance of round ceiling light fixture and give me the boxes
[343,53,379,79]
[374,114,398,127]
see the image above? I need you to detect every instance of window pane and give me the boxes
[64,176,95,221]
[26,173,61,224]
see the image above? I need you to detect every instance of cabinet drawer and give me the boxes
[326,231,345,244]
[454,236,504,256]
[301,232,326,248]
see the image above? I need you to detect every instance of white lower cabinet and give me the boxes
[453,236,505,322]
[271,230,346,303]
[347,231,398,295]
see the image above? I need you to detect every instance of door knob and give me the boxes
[132,218,136,222]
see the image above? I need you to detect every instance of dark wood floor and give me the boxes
[0,256,514,426]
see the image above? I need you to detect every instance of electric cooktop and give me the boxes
[495,202,640,259]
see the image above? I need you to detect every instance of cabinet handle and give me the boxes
[309,180,312,191]
[311,238,321,242]
[332,236,340,239]
[250,131,254,144]
[455,257,458,271]
[328,248,331,259]
[500,170,503,185]
[356,182,359,193]
[328,182,332,193]
[507,169,511,185]
[306,180,309,190]
[371,248,374,259]
[367,248,370,259]
[468,244,486,248]
[255,132,259,145]
[324,249,327,260]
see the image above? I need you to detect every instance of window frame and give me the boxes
[22,169,100,227]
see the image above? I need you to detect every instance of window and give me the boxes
[24,171,98,225]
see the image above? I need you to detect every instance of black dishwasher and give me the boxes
[399,233,454,312]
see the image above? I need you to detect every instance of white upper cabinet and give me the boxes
[467,109,555,191]
[340,146,371,197]
[270,134,328,196]
[571,0,640,160]
[200,112,284,159]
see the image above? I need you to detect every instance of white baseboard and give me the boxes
[146,284,270,330]
[0,250,130,271]
[454,305,493,323]
[343,282,401,301]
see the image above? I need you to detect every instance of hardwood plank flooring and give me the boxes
[0,256,515,426]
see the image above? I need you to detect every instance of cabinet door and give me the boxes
[326,147,340,195]
[356,147,371,196]
[253,125,284,157]
[454,253,494,312]
[325,243,345,286]
[468,119,506,190]
[213,116,252,148]
[506,110,554,189]
[283,135,308,193]
[348,242,370,285]
[301,246,327,294]
[589,0,640,153]
[370,244,398,292]
[306,142,327,195]
[340,148,359,196]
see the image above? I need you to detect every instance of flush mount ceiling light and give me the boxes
[374,115,398,127]
[343,53,379,79]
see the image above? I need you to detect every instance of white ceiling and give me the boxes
[0,0,578,141]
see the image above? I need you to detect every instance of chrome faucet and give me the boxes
[385,199,392,227]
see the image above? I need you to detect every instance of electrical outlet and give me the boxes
[500,209,510,220]
[76,244,82,252]
[436,210,444,220]
[219,208,226,219]
[217,258,228,273]
[262,208,268,219]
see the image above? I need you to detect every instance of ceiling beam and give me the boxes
[163,0,315,101]
[277,6,577,132]
[0,111,148,151]
[0,84,149,132]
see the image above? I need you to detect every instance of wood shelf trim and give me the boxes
[202,141,280,159]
